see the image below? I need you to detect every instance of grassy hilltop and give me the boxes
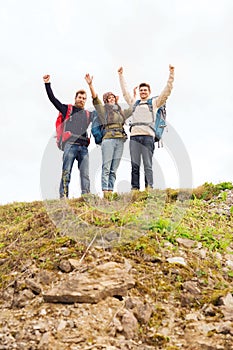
[0,182,233,349]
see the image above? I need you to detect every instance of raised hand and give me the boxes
[118,67,123,75]
[169,64,175,73]
[133,86,138,98]
[43,74,50,83]
[85,73,93,86]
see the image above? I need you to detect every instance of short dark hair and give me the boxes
[75,90,87,98]
[139,83,151,93]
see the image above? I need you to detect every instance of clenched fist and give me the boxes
[43,75,50,83]
[118,67,123,75]
[169,64,175,73]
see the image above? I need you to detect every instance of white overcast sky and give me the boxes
[0,0,232,204]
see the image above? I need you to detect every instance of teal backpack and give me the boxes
[130,97,166,143]
[91,110,105,145]
[91,109,126,145]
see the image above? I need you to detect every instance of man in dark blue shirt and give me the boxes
[43,74,92,198]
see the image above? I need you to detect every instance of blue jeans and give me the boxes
[130,135,155,190]
[101,138,124,191]
[59,143,90,198]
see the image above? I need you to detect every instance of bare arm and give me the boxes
[118,67,135,106]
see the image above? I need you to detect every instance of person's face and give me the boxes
[139,86,150,100]
[107,94,116,105]
[75,93,87,108]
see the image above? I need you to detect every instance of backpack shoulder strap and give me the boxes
[85,110,91,124]
[64,104,73,121]
[132,99,141,113]
[147,96,161,118]
[148,96,159,107]
[133,97,156,113]
[146,97,153,112]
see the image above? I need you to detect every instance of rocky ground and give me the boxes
[1,187,233,349]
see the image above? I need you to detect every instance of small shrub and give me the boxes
[147,218,171,233]
[192,182,233,201]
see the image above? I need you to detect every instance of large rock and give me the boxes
[43,261,135,304]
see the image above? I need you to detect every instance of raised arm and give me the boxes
[85,73,106,123]
[155,64,175,108]
[118,67,135,106]
[85,74,97,99]
[43,74,67,115]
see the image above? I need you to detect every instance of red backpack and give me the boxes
[55,104,90,150]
